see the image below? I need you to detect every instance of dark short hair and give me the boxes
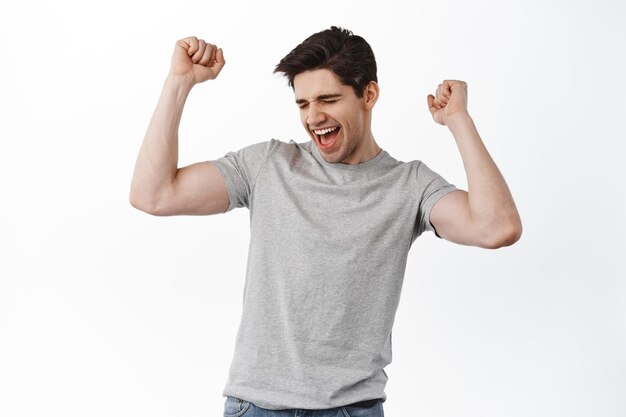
[274,26,377,98]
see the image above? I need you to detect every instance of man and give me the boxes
[130,26,521,417]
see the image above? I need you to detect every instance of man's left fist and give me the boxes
[427,80,468,125]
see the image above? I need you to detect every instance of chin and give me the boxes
[322,150,347,164]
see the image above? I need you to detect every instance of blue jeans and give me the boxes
[223,396,385,417]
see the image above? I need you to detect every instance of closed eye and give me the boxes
[298,100,337,110]
[296,94,341,109]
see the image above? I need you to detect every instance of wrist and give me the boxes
[445,111,482,146]
[165,73,195,93]
[445,111,472,127]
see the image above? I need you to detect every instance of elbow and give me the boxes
[129,190,167,216]
[129,194,146,213]
[479,218,523,249]
[129,189,140,210]
[129,192,152,214]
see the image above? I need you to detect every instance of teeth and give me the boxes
[313,126,338,135]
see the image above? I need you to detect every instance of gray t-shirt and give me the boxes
[211,138,458,410]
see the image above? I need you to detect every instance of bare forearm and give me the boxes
[129,75,194,209]
[446,112,521,233]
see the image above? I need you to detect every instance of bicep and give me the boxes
[159,161,230,216]
[429,189,480,246]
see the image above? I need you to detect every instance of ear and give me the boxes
[363,81,379,110]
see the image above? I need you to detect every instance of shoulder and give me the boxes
[265,138,316,160]
[376,149,422,170]
[274,138,310,151]
[386,157,429,179]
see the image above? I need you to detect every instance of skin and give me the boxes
[130,36,522,249]
[427,80,522,248]
[129,37,230,216]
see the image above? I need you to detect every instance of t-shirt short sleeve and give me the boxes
[209,140,272,212]
[413,161,459,240]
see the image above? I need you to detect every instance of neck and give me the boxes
[346,133,380,164]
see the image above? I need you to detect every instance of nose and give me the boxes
[306,102,326,127]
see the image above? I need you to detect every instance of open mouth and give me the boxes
[313,126,341,151]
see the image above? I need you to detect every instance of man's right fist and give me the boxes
[170,36,225,84]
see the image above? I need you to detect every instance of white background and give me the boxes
[1,0,624,416]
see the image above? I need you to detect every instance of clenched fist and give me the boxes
[169,36,225,85]
[427,80,469,125]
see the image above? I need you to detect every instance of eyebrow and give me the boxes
[295,93,342,105]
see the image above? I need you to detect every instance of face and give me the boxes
[293,69,375,164]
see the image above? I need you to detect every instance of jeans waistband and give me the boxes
[345,398,380,408]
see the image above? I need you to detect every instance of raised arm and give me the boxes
[426,80,522,249]
[129,36,229,216]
